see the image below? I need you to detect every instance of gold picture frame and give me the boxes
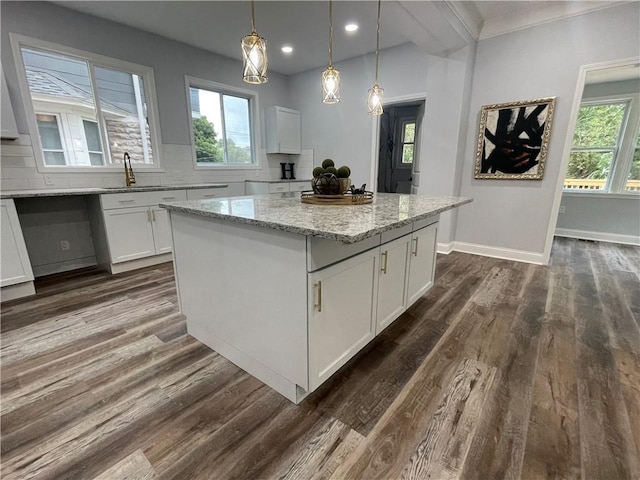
[474,97,556,180]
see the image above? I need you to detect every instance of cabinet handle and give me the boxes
[412,237,419,256]
[314,281,322,312]
[151,209,156,222]
[118,199,134,204]
[162,196,176,200]
[204,194,217,198]
[381,250,388,274]
[147,209,152,222]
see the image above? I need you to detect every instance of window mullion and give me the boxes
[220,94,228,165]
[87,62,113,165]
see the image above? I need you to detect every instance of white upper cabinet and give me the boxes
[1,64,19,140]
[265,106,301,154]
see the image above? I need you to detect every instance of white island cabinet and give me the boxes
[162,192,471,403]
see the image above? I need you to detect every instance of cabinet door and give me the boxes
[103,207,155,263]
[376,235,411,333]
[406,223,438,306]
[308,249,377,391]
[277,109,301,153]
[151,207,173,254]
[0,200,34,287]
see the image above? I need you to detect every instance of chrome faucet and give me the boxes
[124,152,136,187]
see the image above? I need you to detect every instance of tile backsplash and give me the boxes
[1,134,314,191]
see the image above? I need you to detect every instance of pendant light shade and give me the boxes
[367,84,384,115]
[368,0,383,115]
[322,0,340,104]
[242,0,268,84]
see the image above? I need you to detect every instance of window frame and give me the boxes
[10,33,164,173]
[563,92,640,196]
[184,75,261,170]
[35,112,68,166]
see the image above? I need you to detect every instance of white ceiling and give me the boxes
[52,1,631,76]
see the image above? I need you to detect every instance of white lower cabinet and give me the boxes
[103,207,157,263]
[150,207,173,254]
[308,248,378,391]
[406,223,438,305]
[376,234,411,333]
[0,199,34,288]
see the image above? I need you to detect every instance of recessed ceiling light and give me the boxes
[345,23,359,32]
[281,46,293,54]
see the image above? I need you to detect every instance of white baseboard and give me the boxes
[109,253,173,274]
[555,228,640,246]
[451,241,546,265]
[33,256,97,278]
[437,242,454,254]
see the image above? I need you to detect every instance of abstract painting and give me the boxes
[474,97,556,180]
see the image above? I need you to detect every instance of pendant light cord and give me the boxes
[375,0,381,84]
[328,0,334,67]
[251,0,256,33]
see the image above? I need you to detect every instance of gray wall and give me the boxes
[556,194,640,238]
[454,3,640,257]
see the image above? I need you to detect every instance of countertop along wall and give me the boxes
[0,1,297,191]
[454,3,640,263]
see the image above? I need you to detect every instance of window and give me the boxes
[187,79,256,167]
[564,94,639,194]
[401,122,416,164]
[12,36,161,170]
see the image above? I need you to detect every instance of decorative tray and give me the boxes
[300,191,374,205]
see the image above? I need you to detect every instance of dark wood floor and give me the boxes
[1,238,638,480]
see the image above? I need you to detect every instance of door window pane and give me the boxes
[403,122,415,143]
[402,144,414,164]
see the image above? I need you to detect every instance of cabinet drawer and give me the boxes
[307,234,381,272]
[269,183,290,194]
[186,187,230,201]
[101,190,187,210]
[289,182,310,192]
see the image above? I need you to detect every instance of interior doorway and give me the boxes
[377,101,425,193]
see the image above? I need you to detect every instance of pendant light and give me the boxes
[322,0,340,104]
[367,0,383,115]
[242,0,268,84]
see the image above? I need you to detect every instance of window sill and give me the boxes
[562,190,640,200]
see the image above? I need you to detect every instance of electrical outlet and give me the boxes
[559,205,566,214]
[60,240,70,251]
[44,175,54,186]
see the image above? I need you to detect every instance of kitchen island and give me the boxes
[161,192,471,403]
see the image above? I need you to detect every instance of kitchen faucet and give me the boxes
[124,152,136,187]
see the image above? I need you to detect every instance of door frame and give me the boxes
[369,92,427,193]
[542,56,640,264]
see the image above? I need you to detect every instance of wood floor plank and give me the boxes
[92,449,156,480]
[399,357,496,479]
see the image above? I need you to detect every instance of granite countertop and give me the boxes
[160,192,472,243]
[246,179,312,183]
[0,183,229,199]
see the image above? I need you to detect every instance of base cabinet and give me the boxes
[103,207,157,263]
[308,249,378,391]
[406,223,438,305]
[376,234,411,333]
[0,199,34,289]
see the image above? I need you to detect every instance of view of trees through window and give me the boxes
[190,87,253,166]
[565,100,640,193]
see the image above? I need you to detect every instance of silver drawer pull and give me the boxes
[118,199,135,203]
[381,250,388,274]
[162,196,176,200]
[204,194,217,198]
[314,281,322,312]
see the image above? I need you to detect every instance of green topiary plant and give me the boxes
[313,166,325,178]
[325,166,338,176]
[321,158,335,169]
[337,166,351,178]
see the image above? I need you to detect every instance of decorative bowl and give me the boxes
[312,173,341,195]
